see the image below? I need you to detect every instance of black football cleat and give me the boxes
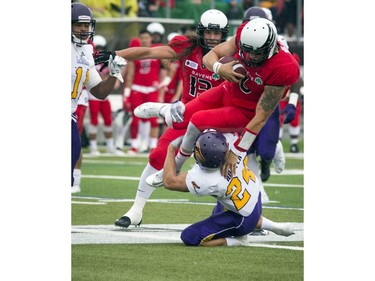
[260,159,272,182]
[290,144,299,153]
[114,216,142,228]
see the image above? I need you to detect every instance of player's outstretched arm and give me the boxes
[163,143,189,192]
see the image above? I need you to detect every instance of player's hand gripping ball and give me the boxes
[218,56,247,76]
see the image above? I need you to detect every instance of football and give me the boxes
[218,56,247,76]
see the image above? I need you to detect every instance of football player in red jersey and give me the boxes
[88,35,126,156]
[94,9,229,228]
[279,52,304,153]
[134,18,299,185]
[123,29,176,154]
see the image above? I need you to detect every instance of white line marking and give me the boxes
[71,197,303,211]
[246,243,303,251]
[72,201,106,205]
[72,223,304,247]
[82,174,304,185]
[83,152,304,159]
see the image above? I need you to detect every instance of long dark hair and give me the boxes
[168,32,199,61]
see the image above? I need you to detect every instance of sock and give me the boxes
[73,169,81,186]
[130,138,139,150]
[175,150,191,172]
[261,217,276,232]
[149,137,158,149]
[126,163,158,215]
[106,137,115,151]
[90,140,98,151]
[290,137,299,145]
[181,122,202,152]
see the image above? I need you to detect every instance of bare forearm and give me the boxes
[203,49,220,72]
[203,36,237,71]
[247,85,286,133]
[115,46,176,60]
[163,145,188,192]
[90,76,117,100]
[163,144,177,185]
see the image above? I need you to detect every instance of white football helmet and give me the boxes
[93,34,107,49]
[197,9,229,53]
[239,18,277,67]
[167,32,180,42]
[146,22,165,35]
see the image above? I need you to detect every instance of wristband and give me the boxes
[230,128,258,155]
[288,92,299,107]
[213,62,222,74]
[123,87,131,98]
[160,76,172,87]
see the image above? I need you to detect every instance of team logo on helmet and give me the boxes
[194,142,206,165]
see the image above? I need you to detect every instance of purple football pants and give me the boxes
[71,118,81,186]
[248,105,280,160]
[180,194,262,246]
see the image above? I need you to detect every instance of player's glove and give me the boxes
[108,55,127,83]
[94,50,116,65]
[281,104,296,124]
[170,101,185,123]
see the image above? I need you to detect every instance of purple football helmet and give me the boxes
[242,6,268,23]
[71,2,96,45]
[194,131,228,171]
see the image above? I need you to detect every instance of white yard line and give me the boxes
[82,172,304,183]
[72,223,304,249]
[71,197,303,211]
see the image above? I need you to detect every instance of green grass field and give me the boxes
[72,140,304,281]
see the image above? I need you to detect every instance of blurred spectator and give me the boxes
[242,0,255,11]
[272,0,303,38]
[138,0,161,17]
[146,22,165,45]
[109,0,139,17]
[224,0,242,19]
[80,0,138,17]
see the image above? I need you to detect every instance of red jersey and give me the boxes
[226,23,300,110]
[168,35,225,104]
[133,58,161,88]
[164,60,182,99]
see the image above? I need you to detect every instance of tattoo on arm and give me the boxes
[260,86,285,112]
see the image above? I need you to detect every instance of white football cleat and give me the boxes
[71,185,81,194]
[107,148,126,156]
[272,223,295,237]
[90,149,101,156]
[273,140,285,174]
[134,102,171,119]
[146,169,164,187]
